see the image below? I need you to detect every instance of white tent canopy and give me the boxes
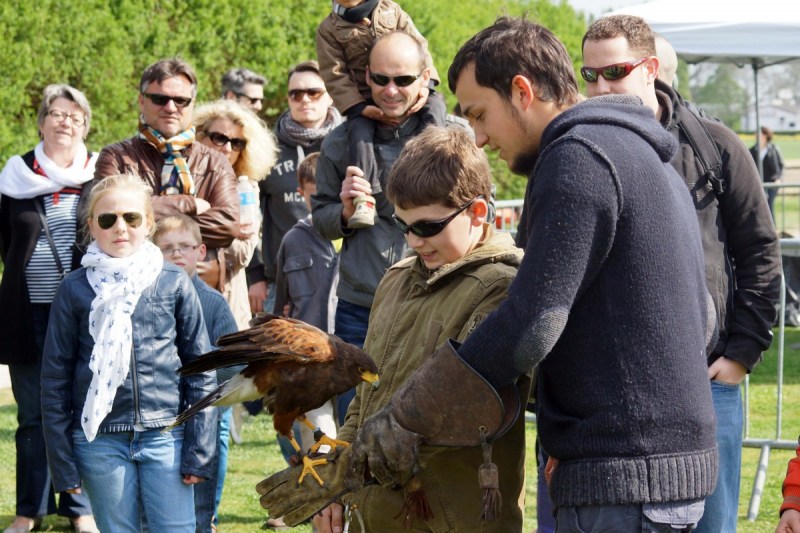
[607,0,800,67]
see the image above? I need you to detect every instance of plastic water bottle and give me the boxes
[237,176,259,228]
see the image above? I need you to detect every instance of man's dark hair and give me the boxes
[287,60,322,83]
[221,67,266,97]
[140,57,198,97]
[448,17,578,107]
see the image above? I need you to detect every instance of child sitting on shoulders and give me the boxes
[316,0,446,227]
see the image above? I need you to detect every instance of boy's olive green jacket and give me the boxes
[339,226,529,532]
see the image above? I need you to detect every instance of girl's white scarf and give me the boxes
[0,142,96,199]
[80,241,164,441]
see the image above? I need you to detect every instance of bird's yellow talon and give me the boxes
[297,455,328,486]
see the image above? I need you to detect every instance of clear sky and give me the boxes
[565,0,645,18]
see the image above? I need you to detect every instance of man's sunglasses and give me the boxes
[580,57,648,83]
[288,88,326,102]
[207,131,247,151]
[368,72,422,87]
[392,196,483,238]
[234,92,264,106]
[96,212,144,230]
[142,92,193,108]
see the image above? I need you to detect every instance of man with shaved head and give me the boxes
[311,31,463,417]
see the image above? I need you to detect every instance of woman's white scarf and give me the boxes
[80,240,163,441]
[0,141,96,199]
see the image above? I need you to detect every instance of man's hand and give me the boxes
[406,86,430,117]
[344,407,422,492]
[182,474,204,485]
[248,281,268,313]
[312,503,344,533]
[195,197,211,215]
[777,509,800,533]
[339,166,372,225]
[708,356,747,384]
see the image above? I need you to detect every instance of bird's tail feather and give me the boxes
[163,373,262,431]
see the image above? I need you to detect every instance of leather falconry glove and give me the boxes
[257,445,364,527]
[345,339,520,521]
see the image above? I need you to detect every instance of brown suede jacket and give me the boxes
[93,136,239,248]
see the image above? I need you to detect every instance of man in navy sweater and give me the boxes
[349,17,718,530]
[261,18,719,532]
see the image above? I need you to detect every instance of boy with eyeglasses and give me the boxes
[262,125,528,532]
[153,214,238,533]
[316,0,446,227]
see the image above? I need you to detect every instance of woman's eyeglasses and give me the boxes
[368,72,422,87]
[392,196,483,238]
[47,110,86,127]
[142,92,193,108]
[207,131,247,151]
[580,58,648,83]
[287,88,326,102]
[95,212,144,230]
[158,244,199,256]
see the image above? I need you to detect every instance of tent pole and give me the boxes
[754,61,764,179]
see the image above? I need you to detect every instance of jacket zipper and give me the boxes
[130,344,141,426]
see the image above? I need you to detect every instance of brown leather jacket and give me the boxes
[93,136,239,248]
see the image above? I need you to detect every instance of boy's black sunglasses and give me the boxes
[392,196,483,238]
[142,92,193,108]
[368,72,422,87]
[96,212,144,230]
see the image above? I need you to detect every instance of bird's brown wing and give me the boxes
[178,314,335,376]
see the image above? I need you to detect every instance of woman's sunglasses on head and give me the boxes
[580,57,649,83]
[96,212,144,230]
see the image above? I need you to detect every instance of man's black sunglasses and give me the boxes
[392,196,483,238]
[207,131,247,151]
[235,92,264,106]
[142,92,193,108]
[368,72,422,88]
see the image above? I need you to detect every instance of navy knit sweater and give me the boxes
[459,96,718,507]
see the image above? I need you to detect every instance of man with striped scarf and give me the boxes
[92,57,239,252]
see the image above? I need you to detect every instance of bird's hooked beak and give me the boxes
[361,370,380,389]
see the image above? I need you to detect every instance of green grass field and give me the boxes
[2,329,799,531]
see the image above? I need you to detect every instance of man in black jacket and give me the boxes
[246,60,342,315]
[582,16,782,533]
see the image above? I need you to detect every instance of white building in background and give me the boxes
[742,104,800,132]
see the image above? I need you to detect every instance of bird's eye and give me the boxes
[358,367,367,373]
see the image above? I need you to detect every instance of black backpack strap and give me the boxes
[674,103,726,196]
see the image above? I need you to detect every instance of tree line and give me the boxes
[0,0,587,199]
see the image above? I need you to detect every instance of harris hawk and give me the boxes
[166,313,379,485]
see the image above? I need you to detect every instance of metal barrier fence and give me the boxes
[497,189,797,521]
[744,237,797,521]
